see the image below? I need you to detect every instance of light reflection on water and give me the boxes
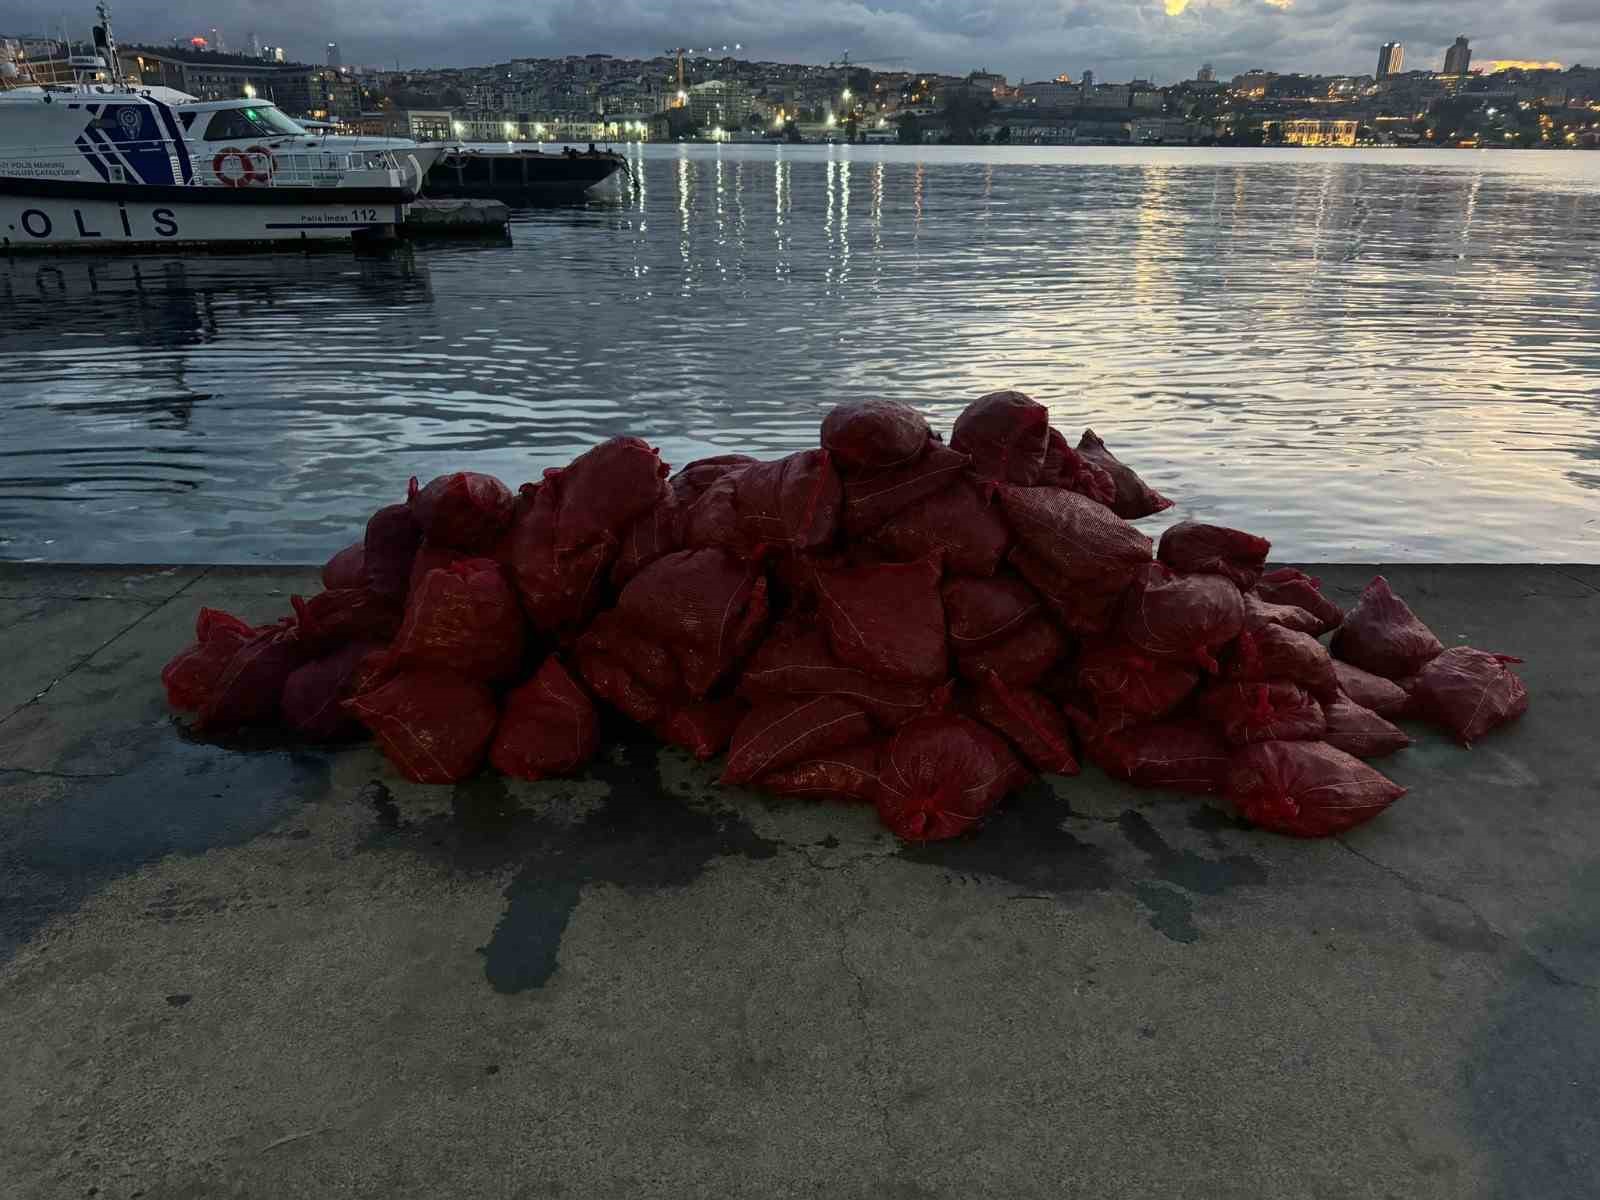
[1,144,1598,564]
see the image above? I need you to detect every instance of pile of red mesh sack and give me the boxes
[161,395,1529,842]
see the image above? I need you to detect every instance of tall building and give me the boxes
[1377,42,1403,78]
[209,28,224,53]
[1443,36,1471,76]
[1079,68,1094,100]
[246,32,261,59]
[1197,63,1215,82]
[325,42,341,69]
[686,79,752,129]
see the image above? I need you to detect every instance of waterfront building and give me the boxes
[1264,118,1359,146]
[1017,80,1076,106]
[1377,42,1403,79]
[355,108,454,141]
[1443,36,1471,76]
[120,48,281,101]
[686,79,752,130]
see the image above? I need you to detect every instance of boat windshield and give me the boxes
[202,105,306,141]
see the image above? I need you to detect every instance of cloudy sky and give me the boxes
[7,0,1595,81]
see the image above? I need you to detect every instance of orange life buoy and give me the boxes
[212,147,253,187]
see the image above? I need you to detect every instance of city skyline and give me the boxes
[2,0,1595,82]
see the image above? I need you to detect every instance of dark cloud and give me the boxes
[5,0,1596,79]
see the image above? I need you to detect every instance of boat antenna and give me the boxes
[92,3,122,86]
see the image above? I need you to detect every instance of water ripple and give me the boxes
[2,145,1598,562]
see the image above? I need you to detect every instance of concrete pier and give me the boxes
[400,198,512,239]
[1,563,1596,1199]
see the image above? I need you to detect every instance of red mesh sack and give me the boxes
[290,588,402,652]
[1333,660,1412,719]
[1201,681,1327,746]
[1041,428,1117,509]
[161,608,258,712]
[281,639,381,741]
[1224,624,1340,702]
[1079,717,1229,795]
[1117,563,1243,672]
[1076,429,1173,520]
[573,646,669,725]
[1409,646,1529,746]
[733,449,842,552]
[1331,576,1445,680]
[944,574,1042,652]
[392,558,525,682]
[655,697,745,760]
[840,442,970,537]
[1226,741,1405,838]
[615,548,769,697]
[875,715,1028,842]
[1255,568,1344,636]
[1075,641,1200,726]
[345,644,398,701]
[721,696,875,785]
[973,672,1079,775]
[671,454,758,502]
[611,490,686,587]
[1243,592,1323,637]
[682,450,842,555]
[408,471,515,553]
[869,481,1010,577]
[407,542,468,599]
[1008,545,1126,637]
[954,616,1065,690]
[997,484,1154,590]
[547,436,669,552]
[1321,697,1411,760]
[197,620,308,731]
[577,610,683,698]
[951,390,1050,485]
[821,400,931,474]
[506,482,614,638]
[758,742,882,803]
[1157,522,1271,591]
[490,656,599,780]
[737,624,933,729]
[362,500,423,601]
[321,542,366,591]
[814,558,948,685]
[343,670,498,784]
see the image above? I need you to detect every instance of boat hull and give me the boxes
[422,152,623,199]
[0,182,407,251]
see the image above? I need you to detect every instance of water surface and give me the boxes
[3,145,1598,563]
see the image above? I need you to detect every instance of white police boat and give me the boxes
[0,8,417,251]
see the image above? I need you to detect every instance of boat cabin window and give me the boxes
[202,106,305,141]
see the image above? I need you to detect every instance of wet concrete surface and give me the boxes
[0,563,1596,1199]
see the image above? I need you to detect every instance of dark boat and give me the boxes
[422,147,627,199]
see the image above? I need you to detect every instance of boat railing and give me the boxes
[0,139,403,190]
[193,146,403,189]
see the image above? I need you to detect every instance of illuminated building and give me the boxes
[1377,42,1403,79]
[1264,118,1359,147]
